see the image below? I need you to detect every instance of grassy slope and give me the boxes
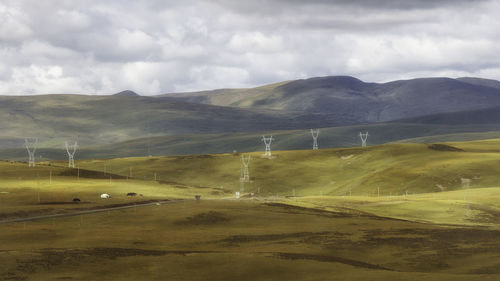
[67,139,500,198]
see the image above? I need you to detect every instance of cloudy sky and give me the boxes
[0,0,499,95]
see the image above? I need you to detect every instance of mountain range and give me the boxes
[2,75,500,159]
[167,76,500,122]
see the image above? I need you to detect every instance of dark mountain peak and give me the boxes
[278,75,366,93]
[113,90,140,97]
[299,75,363,85]
[308,75,363,83]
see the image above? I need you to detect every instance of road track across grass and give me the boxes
[0,199,186,224]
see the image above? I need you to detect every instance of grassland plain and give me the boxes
[2,140,500,280]
[2,200,500,280]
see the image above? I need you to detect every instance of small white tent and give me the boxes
[100,193,110,199]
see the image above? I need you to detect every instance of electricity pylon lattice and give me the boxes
[65,141,77,168]
[262,135,274,157]
[240,155,251,182]
[310,129,319,150]
[359,132,369,147]
[25,138,38,167]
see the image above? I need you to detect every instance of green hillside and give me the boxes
[64,139,500,197]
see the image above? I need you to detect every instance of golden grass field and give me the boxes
[72,139,500,196]
[2,140,500,280]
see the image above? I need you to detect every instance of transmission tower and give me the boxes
[262,135,274,157]
[25,138,38,167]
[240,155,251,182]
[359,132,369,147]
[310,129,319,150]
[65,141,78,168]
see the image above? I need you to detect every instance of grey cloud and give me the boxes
[0,0,499,95]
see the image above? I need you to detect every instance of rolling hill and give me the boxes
[64,139,500,197]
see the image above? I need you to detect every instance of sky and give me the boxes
[0,0,499,95]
